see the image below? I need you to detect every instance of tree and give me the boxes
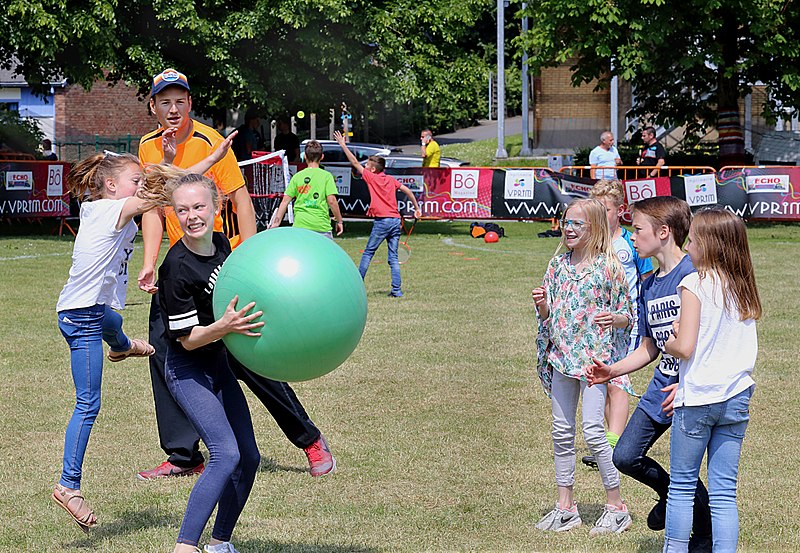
[0,104,43,155]
[520,0,800,158]
[0,0,501,137]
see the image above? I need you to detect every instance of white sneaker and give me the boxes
[589,503,632,535]
[535,503,582,532]
[204,543,240,553]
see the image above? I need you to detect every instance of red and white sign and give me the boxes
[450,169,479,199]
[745,174,789,194]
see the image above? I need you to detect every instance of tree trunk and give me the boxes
[717,13,745,162]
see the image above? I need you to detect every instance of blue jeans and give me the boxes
[359,217,402,296]
[614,406,711,535]
[57,304,131,489]
[663,386,753,553]
[165,346,260,547]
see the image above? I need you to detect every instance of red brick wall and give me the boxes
[54,79,159,160]
[533,62,613,149]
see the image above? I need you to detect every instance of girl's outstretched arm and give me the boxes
[118,194,159,230]
[587,337,660,384]
[185,130,238,175]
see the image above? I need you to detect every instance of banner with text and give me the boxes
[0,161,70,218]
[284,165,800,222]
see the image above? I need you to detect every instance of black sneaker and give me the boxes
[581,455,597,469]
[688,534,712,553]
[647,498,667,531]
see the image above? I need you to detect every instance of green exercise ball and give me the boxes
[212,227,367,381]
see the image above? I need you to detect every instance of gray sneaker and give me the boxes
[589,503,632,535]
[535,503,582,532]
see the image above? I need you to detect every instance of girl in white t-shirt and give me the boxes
[51,138,233,533]
[52,152,158,532]
[663,207,762,553]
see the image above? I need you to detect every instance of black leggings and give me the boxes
[147,293,321,467]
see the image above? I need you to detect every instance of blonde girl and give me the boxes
[52,152,156,531]
[145,167,262,553]
[663,207,761,553]
[532,198,634,534]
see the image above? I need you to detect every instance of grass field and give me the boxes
[1,220,798,552]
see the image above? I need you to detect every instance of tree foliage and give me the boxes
[0,105,44,155]
[520,0,800,149]
[1,0,506,135]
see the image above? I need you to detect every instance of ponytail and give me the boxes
[66,152,140,201]
[142,164,219,211]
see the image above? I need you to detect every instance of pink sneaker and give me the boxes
[136,461,204,480]
[303,435,336,477]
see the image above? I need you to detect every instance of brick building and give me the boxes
[54,79,157,161]
[531,61,775,153]
[532,64,628,149]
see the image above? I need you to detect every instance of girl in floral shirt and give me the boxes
[532,198,634,535]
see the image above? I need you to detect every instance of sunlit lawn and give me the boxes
[0,220,798,552]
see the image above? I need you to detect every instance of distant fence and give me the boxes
[56,135,141,162]
[253,163,800,222]
[3,160,798,225]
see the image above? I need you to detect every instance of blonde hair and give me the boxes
[558,198,623,275]
[589,179,625,206]
[67,152,141,201]
[142,164,219,211]
[690,208,762,321]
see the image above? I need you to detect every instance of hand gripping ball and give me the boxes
[484,231,499,243]
[212,228,367,381]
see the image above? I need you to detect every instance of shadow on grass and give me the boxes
[235,539,378,552]
[258,456,308,475]
[65,507,181,547]
[633,534,664,552]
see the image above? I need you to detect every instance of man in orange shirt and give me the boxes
[137,69,335,480]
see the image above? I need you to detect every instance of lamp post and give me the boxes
[496,0,508,159]
[520,2,532,156]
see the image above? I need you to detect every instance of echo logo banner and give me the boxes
[745,174,789,194]
[450,169,480,199]
[396,175,424,193]
[683,174,717,206]
[503,170,534,200]
[5,171,33,191]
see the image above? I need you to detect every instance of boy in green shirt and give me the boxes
[270,140,344,236]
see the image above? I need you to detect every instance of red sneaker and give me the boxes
[136,461,204,481]
[303,435,336,477]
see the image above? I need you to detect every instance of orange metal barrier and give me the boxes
[0,151,36,161]
[718,165,785,172]
[560,165,717,180]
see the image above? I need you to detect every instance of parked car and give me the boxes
[300,140,401,164]
[382,155,470,169]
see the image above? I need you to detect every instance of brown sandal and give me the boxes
[51,484,97,533]
[107,338,155,362]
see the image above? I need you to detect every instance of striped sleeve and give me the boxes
[168,309,200,331]
[159,270,200,340]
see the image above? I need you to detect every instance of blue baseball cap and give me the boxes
[150,68,190,97]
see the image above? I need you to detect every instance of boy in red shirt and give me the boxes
[334,131,422,297]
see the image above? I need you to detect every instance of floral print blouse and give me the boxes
[536,252,635,397]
